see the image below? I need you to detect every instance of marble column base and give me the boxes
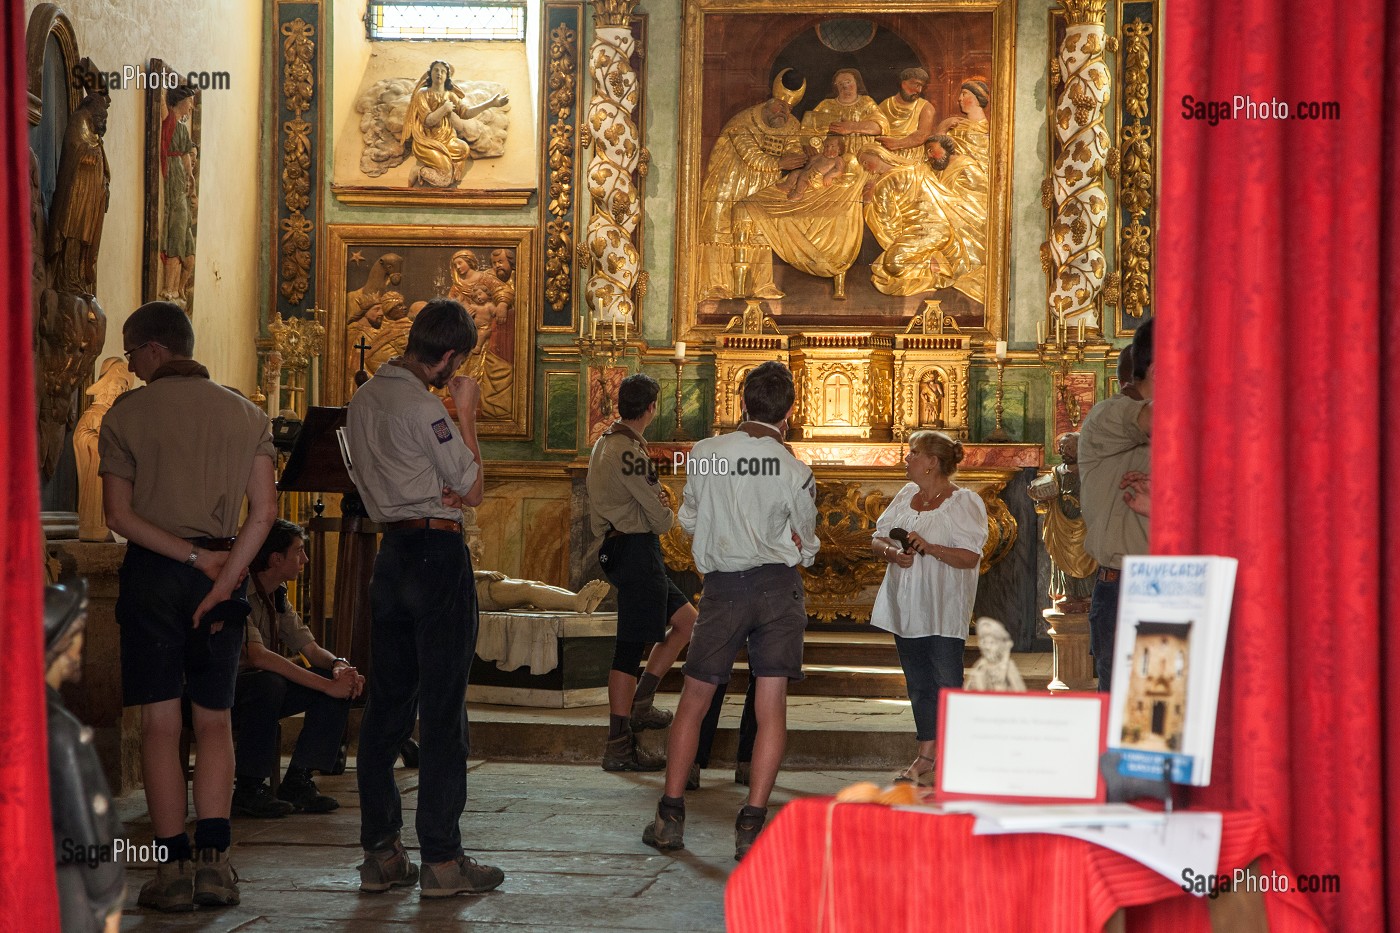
[1043,607,1094,692]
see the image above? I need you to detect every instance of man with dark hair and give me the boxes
[587,373,697,771]
[230,519,363,819]
[875,66,937,164]
[100,300,279,910]
[1078,317,1155,691]
[346,298,505,898]
[641,360,819,861]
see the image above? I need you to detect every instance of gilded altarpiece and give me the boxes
[1113,0,1157,333]
[674,0,1014,341]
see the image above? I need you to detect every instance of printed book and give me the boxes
[1105,555,1238,786]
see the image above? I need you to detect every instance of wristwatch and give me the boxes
[331,657,350,670]
[185,549,199,567]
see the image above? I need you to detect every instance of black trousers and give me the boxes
[695,677,758,768]
[357,528,478,862]
[232,667,349,779]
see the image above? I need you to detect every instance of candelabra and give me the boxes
[575,317,631,366]
[670,344,689,441]
[1037,316,1089,429]
[985,356,1012,442]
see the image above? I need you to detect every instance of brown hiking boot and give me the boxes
[137,859,195,912]
[192,848,240,907]
[359,837,420,893]
[420,854,505,897]
[629,694,674,731]
[602,733,665,772]
[641,801,686,851]
[734,808,767,861]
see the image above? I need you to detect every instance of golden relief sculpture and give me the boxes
[1115,16,1156,321]
[582,0,644,326]
[279,17,315,307]
[1044,0,1112,333]
[543,20,579,316]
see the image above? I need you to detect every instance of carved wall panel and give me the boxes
[540,2,584,331]
[271,1,321,319]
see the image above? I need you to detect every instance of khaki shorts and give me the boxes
[684,563,807,684]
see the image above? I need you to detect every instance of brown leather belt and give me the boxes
[385,518,462,534]
[1097,567,1121,583]
[189,536,237,552]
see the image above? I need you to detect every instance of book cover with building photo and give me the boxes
[1105,556,1238,786]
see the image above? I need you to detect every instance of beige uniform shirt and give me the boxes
[586,422,673,536]
[240,582,317,673]
[98,362,275,538]
[1078,392,1151,569]
[345,361,480,523]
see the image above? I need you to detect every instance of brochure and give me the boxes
[1105,555,1238,786]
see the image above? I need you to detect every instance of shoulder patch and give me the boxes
[431,418,453,443]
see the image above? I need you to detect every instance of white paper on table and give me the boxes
[970,810,1224,889]
[939,691,1105,800]
[938,801,1165,829]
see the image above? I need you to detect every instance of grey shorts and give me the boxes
[684,563,807,684]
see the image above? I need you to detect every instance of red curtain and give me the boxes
[1159,0,1396,930]
[0,1,59,928]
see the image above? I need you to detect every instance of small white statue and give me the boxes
[964,617,1026,692]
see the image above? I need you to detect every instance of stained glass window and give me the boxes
[366,2,527,41]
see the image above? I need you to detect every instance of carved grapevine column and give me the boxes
[582,0,647,326]
[1042,0,1112,332]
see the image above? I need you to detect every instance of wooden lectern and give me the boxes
[278,406,380,681]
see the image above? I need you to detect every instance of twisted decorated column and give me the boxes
[1043,0,1112,332]
[582,0,646,327]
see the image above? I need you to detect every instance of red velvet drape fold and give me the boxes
[0,1,59,928]
[1159,0,1396,929]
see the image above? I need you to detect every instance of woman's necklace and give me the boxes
[913,484,954,511]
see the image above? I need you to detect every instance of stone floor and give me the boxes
[114,753,890,931]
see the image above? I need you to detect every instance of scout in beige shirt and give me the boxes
[586,374,697,773]
[100,301,279,911]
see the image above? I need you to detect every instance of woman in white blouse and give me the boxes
[870,430,988,784]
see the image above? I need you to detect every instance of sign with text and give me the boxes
[936,691,1108,804]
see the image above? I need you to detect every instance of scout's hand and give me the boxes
[448,374,480,418]
[325,669,356,700]
[442,486,465,509]
[192,584,234,630]
[194,548,230,582]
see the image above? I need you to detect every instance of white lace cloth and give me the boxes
[475,611,617,675]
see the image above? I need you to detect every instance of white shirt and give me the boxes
[869,483,988,639]
[345,362,480,523]
[678,428,820,575]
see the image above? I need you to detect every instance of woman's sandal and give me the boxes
[892,754,938,786]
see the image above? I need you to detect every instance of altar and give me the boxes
[468,610,618,708]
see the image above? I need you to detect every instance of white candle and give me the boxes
[1037,321,1045,345]
[267,369,280,418]
[591,318,597,340]
[673,340,686,360]
[995,340,1008,361]
[310,355,320,408]
[1077,319,1085,343]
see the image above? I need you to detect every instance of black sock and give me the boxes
[156,833,192,863]
[285,765,312,784]
[235,773,263,792]
[608,714,630,740]
[193,818,232,853]
[634,671,661,702]
[740,804,768,821]
[659,795,686,815]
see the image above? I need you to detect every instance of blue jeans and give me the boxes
[893,634,966,741]
[1089,577,1119,693]
[357,529,478,861]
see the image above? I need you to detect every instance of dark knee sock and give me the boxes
[608,713,630,740]
[156,833,192,863]
[193,818,232,853]
[634,671,662,703]
[739,804,768,822]
[659,795,685,815]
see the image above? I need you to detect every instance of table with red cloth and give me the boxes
[726,798,1327,933]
